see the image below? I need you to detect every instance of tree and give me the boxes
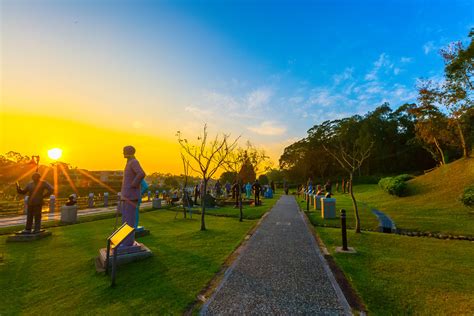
[322,118,374,233]
[266,168,284,184]
[242,141,271,177]
[177,125,239,230]
[411,80,455,165]
[219,171,237,185]
[224,147,246,222]
[440,32,474,157]
[258,174,269,185]
[238,155,256,184]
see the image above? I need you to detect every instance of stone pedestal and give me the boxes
[7,230,52,242]
[321,198,336,218]
[95,242,153,272]
[152,198,161,209]
[314,195,324,210]
[60,205,78,223]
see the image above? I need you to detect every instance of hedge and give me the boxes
[378,174,412,197]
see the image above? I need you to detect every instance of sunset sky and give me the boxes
[1,0,472,174]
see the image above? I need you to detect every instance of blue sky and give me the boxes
[2,0,473,168]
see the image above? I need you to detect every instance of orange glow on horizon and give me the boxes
[1,112,183,174]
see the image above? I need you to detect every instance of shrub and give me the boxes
[378,175,410,197]
[460,185,474,207]
[395,174,414,182]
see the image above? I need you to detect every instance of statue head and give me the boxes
[123,145,136,158]
[32,172,41,183]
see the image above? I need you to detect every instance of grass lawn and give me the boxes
[169,194,281,220]
[297,192,380,231]
[0,209,259,314]
[317,227,474,315]
[298,159,474,236]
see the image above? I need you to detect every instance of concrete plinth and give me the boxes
[321,198,336,218]
[152,198,161,209]
[95,242,153,272]
[7,230,52,242]
[60,205,78,223]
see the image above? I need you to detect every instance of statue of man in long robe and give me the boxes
[121,145,145,246]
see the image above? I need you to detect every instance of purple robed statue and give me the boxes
[120,145,146,246]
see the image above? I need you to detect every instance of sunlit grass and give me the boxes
[316,227,474,314]
[0,210,257,314]
[298,158,474,236]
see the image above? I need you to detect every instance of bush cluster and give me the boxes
[378,174,412,197]
[460,185,474,207]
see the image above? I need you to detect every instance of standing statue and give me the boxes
[252,179,262,206]
[245,182,252,199]
[16,172,53,233]
[121,146,146,246]
[231,180,240,207]
[214,180,222,198]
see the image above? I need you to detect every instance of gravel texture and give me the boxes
[201,195,351,315]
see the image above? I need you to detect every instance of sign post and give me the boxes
[105,223,135,286]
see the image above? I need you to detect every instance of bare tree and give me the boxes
[243,141,272,176]
[224,147,245,222]
[323,142,374,233]
[177,125,239,231]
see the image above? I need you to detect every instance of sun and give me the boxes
[48,148,63,160]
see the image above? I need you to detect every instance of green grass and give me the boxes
[299,158,474,236]
[0,208,157,236]
[297,193,380,231]
[316,227,474,315]
[0,210,258,315]
[170,194,281,220]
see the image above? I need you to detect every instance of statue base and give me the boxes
[95,242,153,272]
[7,230,52,242]
[135,226,150,238]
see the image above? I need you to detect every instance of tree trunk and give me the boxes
[239,182,243,222]
[433,137,446,165]
[455,120,468,158]
[349,173,361,233]
[201,180,207,231]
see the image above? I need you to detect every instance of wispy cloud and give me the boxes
[400,57,413,63]
[247,121,287,136]
[333,67,354,85]
[184,106,213,119]
[364,53,395,81]
[246,88,273,110]
[423,41,436,54]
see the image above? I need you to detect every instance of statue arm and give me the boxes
[16,183,28,195]
[130,160,146,188]
[43,182,54,198]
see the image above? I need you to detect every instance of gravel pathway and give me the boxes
[201,195,351,315]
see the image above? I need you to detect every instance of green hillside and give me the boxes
[302,158,474,235]
[354,158,474,235]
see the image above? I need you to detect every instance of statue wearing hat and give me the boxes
[121,145,146,246]
[16,173,53,233]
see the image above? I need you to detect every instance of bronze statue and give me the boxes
[16,173,53,233]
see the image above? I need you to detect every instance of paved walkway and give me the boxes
[201,195,351,315]
[0,202,152,228]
